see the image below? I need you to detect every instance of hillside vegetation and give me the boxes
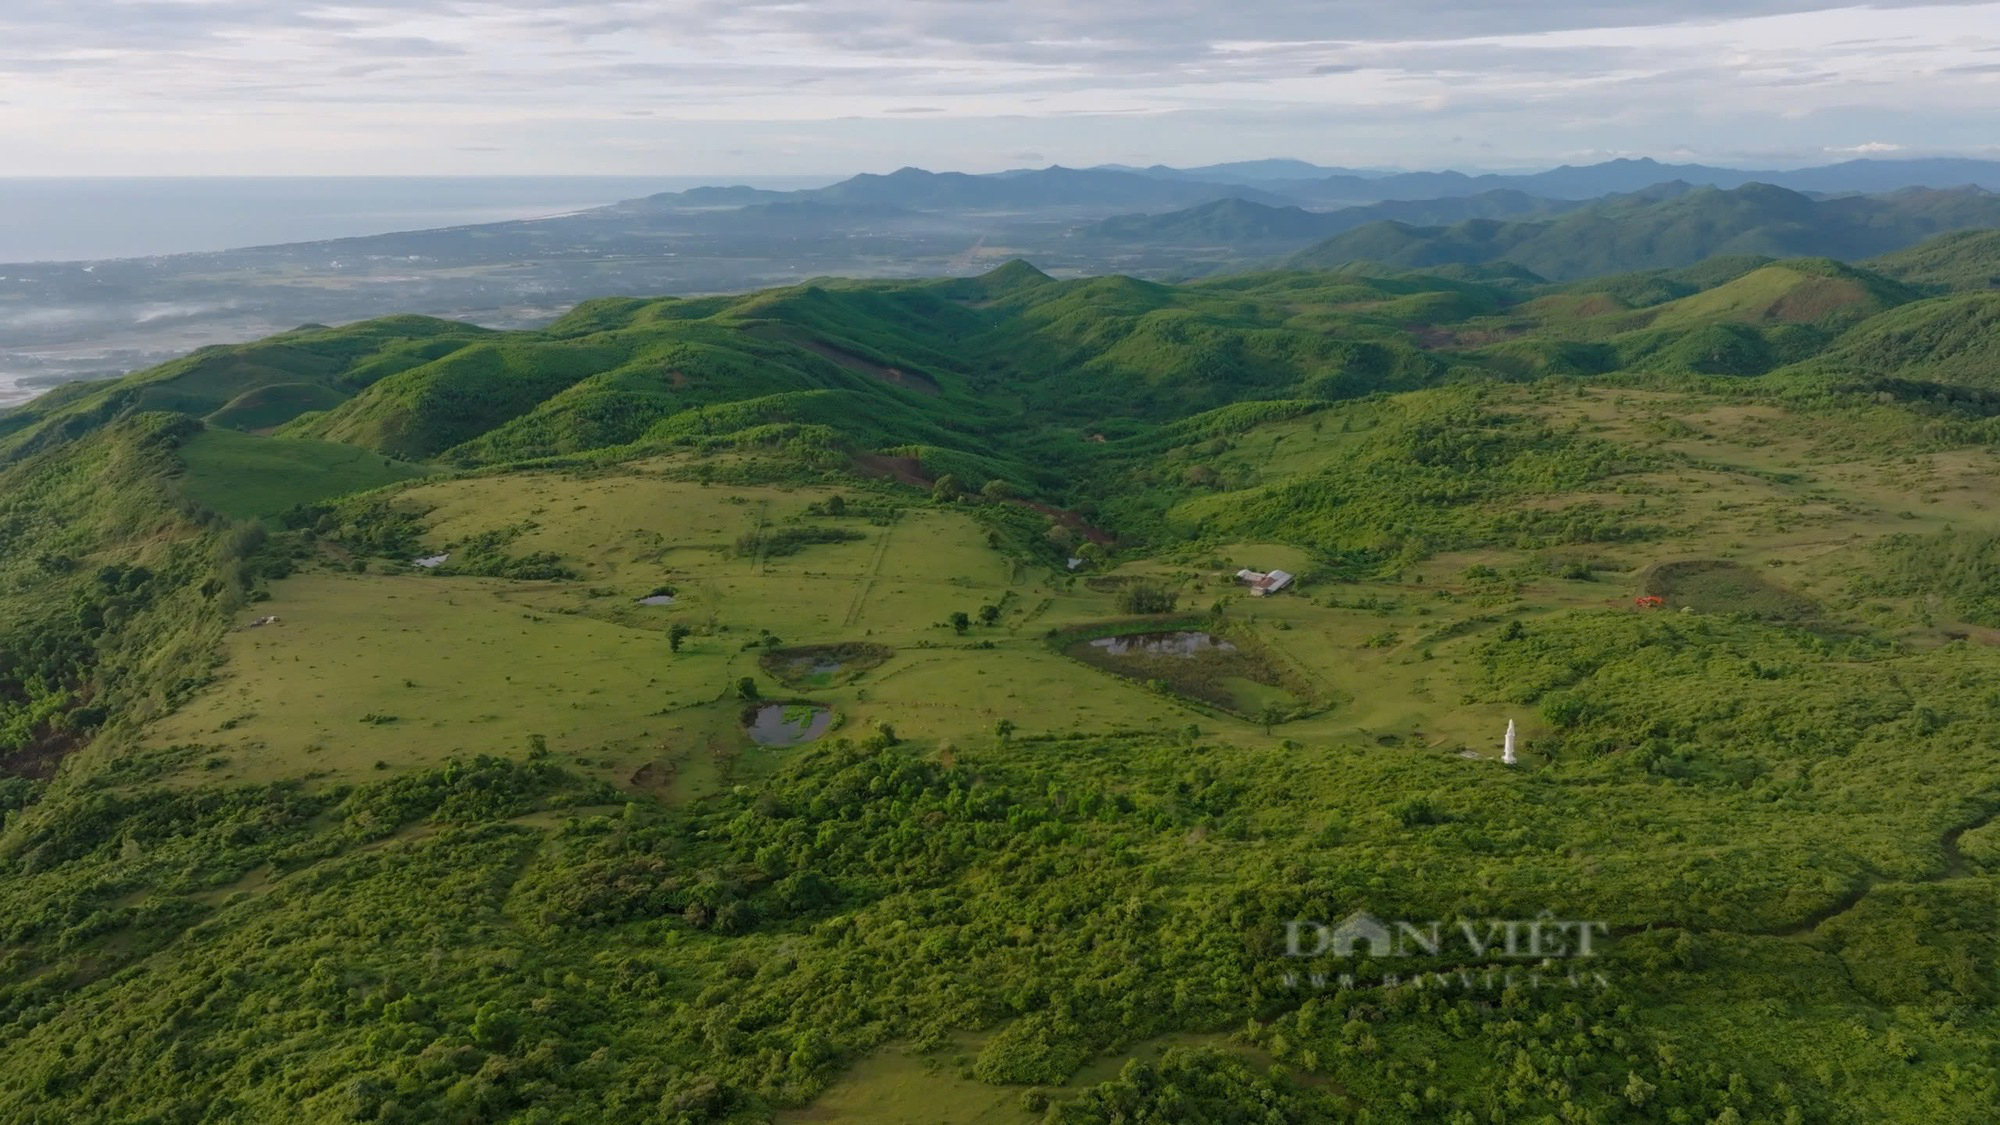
[1288,183,2000,280]
[2,228,2000,1123]
[1866,228,2000,291]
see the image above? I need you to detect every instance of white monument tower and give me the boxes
[1502,719,1518,766]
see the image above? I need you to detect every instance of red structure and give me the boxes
[1634,595,1665,609]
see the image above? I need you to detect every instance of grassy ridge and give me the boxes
[1288,183,2000,280]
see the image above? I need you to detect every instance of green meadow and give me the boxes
[177,425,429,520]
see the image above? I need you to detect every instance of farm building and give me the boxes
[1236,568,1294,596]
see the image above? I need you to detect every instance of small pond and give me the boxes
[760,642,893,688]
[1089,631,1237,657]
[745,703,834,746]
[636,595,676,606]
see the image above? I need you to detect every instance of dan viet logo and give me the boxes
[1278,910,1613,993]
[1287,910,1608,959]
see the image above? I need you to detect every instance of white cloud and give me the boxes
[0,1,1995,172]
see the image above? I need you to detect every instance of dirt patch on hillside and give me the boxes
[1406,324,1527,349]
[1016,500,1115,546]
[846,455,1115,545]
[1638,559,1819,622]
[794,339,941,397]
[0,727,84,780]
[853,452,930,487]
[1766,278,1872,324]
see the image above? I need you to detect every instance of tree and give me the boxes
[994,718,1016,744]
[980,479,1016,501]
[949,611,971,634]
[977,604,1000,627]
[1258,704,1284,734]
[932,474,963,502]
[825,494,847,515]
[1117,582,1178,615]
[737,677,760,700]
[668,622,692,652]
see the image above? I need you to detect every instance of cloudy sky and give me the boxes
[3,0,1997,175]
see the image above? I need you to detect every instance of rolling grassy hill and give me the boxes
[3,231,2000,1122]
[1865,228,2000,292]
[1288,182,2000,280]
[1775,291,2000,394]
[1075,189,1591,247]
[0,316,490,465]
[176,426,429,520]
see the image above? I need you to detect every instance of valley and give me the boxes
[1,230,1998,1122]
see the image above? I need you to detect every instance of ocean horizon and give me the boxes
[0,175,834,264]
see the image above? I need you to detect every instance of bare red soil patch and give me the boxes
[793,339,941,396]
[1016,500,1115,546]
[852,452,931,487]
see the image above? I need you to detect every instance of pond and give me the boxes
[1065,628,1299,717]
[636,595,676,606]
[745,703,834,746]
[760,642,894,688]
[1088,631,1237,657]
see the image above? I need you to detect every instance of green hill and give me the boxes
[204,266,1516,470]
[1640,259,1919,331]
[204,381,350,432]
[0,317,489,466]
[1778,291,2000,392]
[1865,227,2000,291]
[177,426,430,520]
[1288,183,2000,280]
[1076,189,1584,247]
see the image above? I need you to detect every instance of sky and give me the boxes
[2,0,1997,176]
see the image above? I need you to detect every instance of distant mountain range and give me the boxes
[1139,156,2000,202]
[1285,183,2000,280]
[632,166,1295,214]
[1073,188,1651,245]
[1091,159,1395,182]
[629,157,2000,217]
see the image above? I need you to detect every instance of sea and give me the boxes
[0,175,837,407]
[0,175,833,263]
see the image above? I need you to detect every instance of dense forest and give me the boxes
[1,226,1997,1123]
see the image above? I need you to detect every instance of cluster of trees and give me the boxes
[1,580,1997,1120]
[949,605,1003,634]
[734,525,865,559]
[1872,526,2000,626]
[1115,582,1179,616]
[1158,390,1660,569]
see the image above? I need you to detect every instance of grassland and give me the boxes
[176,425,429,519]
[153,380,2000,797]
[152,472,1239,798]
[5,242,2000,1123]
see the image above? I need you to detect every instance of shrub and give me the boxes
[1117,582,1178,615]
